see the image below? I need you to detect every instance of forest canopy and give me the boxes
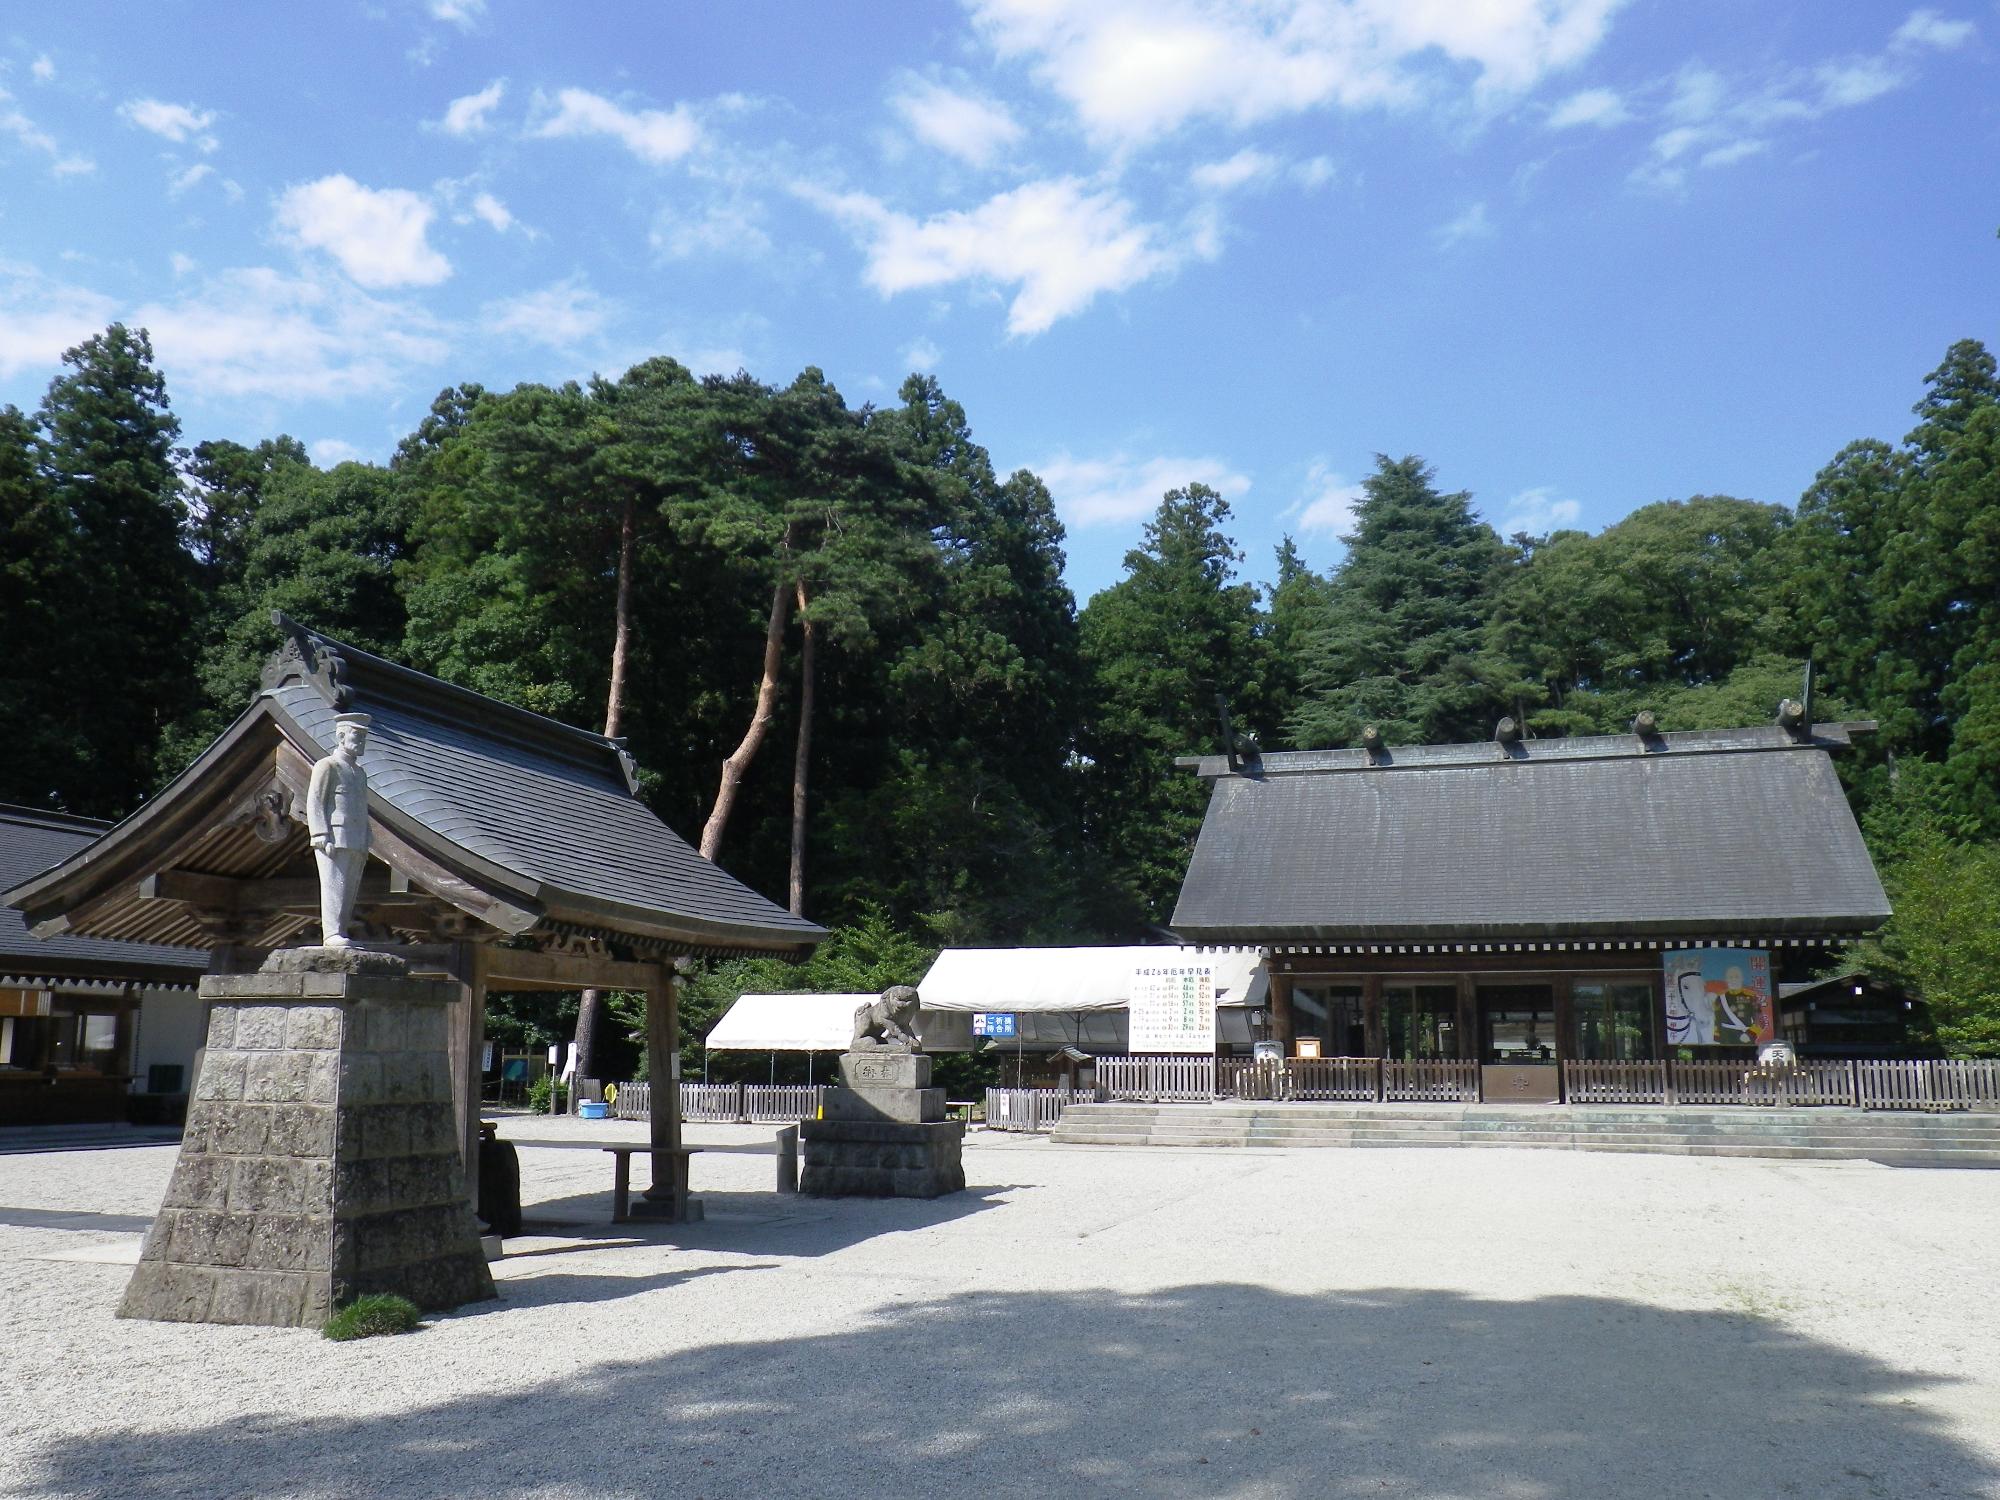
[4,329,1998,1054]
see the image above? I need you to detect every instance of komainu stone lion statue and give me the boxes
[850,985,923,1052]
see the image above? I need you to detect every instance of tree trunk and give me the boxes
[578,493,638,1082]
[788,579,815,917]
[603,492,636,741]
[700,540,795,861]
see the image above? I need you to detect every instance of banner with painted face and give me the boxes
[1663,948,1773,1047]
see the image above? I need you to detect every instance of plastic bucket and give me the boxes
[578,1100,609,1121]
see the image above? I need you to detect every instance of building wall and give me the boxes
[133,988,204,1095]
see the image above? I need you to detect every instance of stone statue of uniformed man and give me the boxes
[307,713,371,948]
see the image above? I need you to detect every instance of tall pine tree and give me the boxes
[1289,456,1507,748]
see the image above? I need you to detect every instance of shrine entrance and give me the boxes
[1478,984,1561,1103]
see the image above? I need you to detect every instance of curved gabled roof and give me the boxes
[0,804,208,987]
[1172,724,1891,945]
[3,617,824,961]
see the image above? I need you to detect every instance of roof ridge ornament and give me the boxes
[262,611,354,711]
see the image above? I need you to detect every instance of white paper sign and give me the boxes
[1129,963,1216,1053]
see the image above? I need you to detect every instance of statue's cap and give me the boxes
[333,712,373,729]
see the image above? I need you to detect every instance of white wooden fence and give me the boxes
[609,1082,828,1123]
[1092,1055,2000,1111]
[1095,1055,1216,1101]
[983,1087,1092,1132]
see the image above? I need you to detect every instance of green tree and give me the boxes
[1779,340,2000,832]
[170,460,416,766]
[813,376,1087,940]
[31,325,197,815]
[1077,483,1266,926]
[1289,456,1509,748]
[1845,762,2000,1056]
[0,404,83,808]
[1262,536,1332,743]
[1493,496,1793,735]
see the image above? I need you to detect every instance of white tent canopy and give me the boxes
[705,993,870,1052]
[917,946,1266,1013]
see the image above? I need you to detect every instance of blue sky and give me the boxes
[2,1,1995,600]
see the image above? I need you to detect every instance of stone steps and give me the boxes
[1046,1103,2000,1166]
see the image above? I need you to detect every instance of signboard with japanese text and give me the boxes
[1663,948,1774,1047]
[1128,963,1216,1053]
[972,1012,1018,1039]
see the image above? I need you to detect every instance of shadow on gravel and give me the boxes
[492,1261,783,1309]
[0,1206,157,1232]
[16,1283,1992,1500]
[512,1185,1019,1260]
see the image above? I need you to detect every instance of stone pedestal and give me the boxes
[119,950,496,1327]
[798,1051,964,1198]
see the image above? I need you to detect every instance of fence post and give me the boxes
[733,1081,748,1124]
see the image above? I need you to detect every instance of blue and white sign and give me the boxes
[972,1012,1018,1039]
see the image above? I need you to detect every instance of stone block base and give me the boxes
[820,1086,947,1124]
[118,952,496,1327]
[798,1119,964,1198]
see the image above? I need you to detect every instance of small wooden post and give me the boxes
[638,961,698,1222]
[1362,974,1384,1060]
[1269,970,1296,1055]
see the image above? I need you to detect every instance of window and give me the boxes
[1574,980,1658,1061]
[1293,986,1365,1056]
[1383,985,1460,1060]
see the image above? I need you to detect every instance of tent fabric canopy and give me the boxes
[917,946,1265,1013]
[705,993,871,1052]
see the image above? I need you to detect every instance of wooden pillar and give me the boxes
[448,941,486,1216]
[639,961,697,1221]
[1362,974,1384,1058]
[1553,974,1574,1101]
[1269,970,1296,1055]
[1456,974,1477,1062]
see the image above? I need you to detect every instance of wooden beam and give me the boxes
[480,946,661,993]
[1269,971,1295,1056]
[139,868,418,912]
[637,961,696,1222]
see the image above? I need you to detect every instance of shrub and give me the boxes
[322,1293,423,1342]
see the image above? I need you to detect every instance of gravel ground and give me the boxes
[3,1115,1998,1499]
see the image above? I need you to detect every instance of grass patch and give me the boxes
[322,1293,423,1342]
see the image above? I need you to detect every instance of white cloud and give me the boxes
[801,176,1187,336]
[1497,485,1582,535]
[651,196,771,261]
[168,163,214,197]
[429,0,485,26]
[1,89,92,175]
[1292,155,1337,188]
[275,175,451,289]
[470,191,516,232]
[532,87,700,164]
[1630,20,1954,194]
[170,252,198,276]
[890,77,1025,166]
[902,336,941,372]
[1191,148,1280,191]
[119,98,219,151]
[30,55,53,83]
[1893,9,1976,51]
[439,79,505,136]
[132,265,449,399]
[0,263,117,377]
[1698,138,1766,169]
[483,278,615,350]
[1035,450,1250,527]
[1816,57,1906,109]
[1436,201,1493,246]
[1547,86,1630,128]
[310,438,366,467]
[1292,463,1364,538]
[967,0,1627,146]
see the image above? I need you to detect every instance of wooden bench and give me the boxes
[602,1143,703,1224]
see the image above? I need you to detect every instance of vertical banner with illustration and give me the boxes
[1128,963,1217,1053]
[1663,948,1773,1047]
